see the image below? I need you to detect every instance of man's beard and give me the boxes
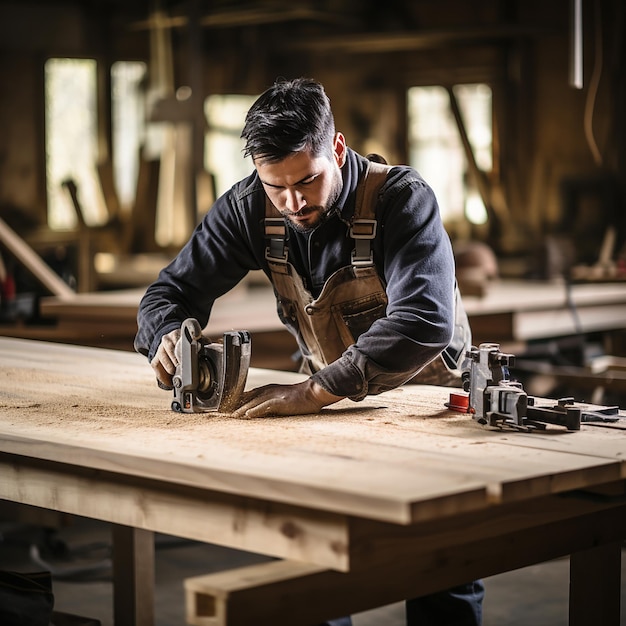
[281,174,343,234]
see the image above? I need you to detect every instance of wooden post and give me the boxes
[569,540,622,626]
[112,525,155,626]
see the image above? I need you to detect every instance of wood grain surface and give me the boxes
[1,337,624,527]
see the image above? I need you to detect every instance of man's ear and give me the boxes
[333,132,347,167]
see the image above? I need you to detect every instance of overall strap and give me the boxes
[263,158,392,266]
[264,198,287,264]
[350,160,391,266]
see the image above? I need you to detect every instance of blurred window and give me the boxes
[44,58,105,229]
[408,84,492,225]
[204,94,257,197]
[111,61,147,212]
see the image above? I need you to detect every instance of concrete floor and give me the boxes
[1,516,625,626]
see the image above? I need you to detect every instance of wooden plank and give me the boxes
[184,560,327,626]
[462,280,626,315]
[32,280,626,340]
[346,494,626,570]
[0,456,350,571]
[0,410,616,525]
[285,503,625,623]
[0,320,138,351]
[39,288,145,320]
[39,284,284,334]
[277,387,623,505]
[1,338,624,522]
[0,338,491,523]
[376,385,626,467]
[471,424,626,478]
[31,280,626,348]
[1,378,593,522]
[0,431,489,525]
[514,303,626,340]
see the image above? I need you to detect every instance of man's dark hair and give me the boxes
[241,77,336,163]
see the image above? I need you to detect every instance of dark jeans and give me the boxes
[320,581,485,626]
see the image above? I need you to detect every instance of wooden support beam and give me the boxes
[184,502,626,626]
[0,216,75,298]
[184,560,327,626]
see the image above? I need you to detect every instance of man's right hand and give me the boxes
[150,329,181,389]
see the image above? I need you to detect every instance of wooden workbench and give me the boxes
[6,285,299,369]
[462,278,626,344]
[0,337,625,625]
[21,278,626,351]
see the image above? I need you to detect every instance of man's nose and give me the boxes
[284,189,305,213]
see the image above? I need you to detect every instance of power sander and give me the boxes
[171,318,251,413]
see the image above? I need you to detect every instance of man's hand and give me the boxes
[231,379,343,419]
[150,329,181,388]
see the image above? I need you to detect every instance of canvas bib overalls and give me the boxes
[264,159,468,384]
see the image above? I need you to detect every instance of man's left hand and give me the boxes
[231,379,343,418]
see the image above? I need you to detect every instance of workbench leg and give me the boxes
[569,540,622,626]
[112,525,155,626]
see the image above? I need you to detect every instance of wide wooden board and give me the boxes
[1,338,623,525]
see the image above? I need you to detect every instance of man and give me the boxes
[135,77,483,625]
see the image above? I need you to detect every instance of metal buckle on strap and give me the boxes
[265,217,288,263]
[351,249,374,266]
[350,219,377,266]
[265,244,288,263]
[265,217,286,237]
[350,219,377,239]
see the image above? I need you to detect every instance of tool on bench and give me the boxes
[171,318,251,413]
[458,343,620,432]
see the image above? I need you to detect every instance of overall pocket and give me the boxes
[332,294,387,347]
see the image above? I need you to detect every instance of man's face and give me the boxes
[255,133,346,233]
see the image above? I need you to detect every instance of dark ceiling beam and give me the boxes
[283,24,557,54]
[128,6,353,31]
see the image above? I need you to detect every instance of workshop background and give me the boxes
[0,0,625,624]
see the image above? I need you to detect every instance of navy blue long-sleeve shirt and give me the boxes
[134,148,458,400]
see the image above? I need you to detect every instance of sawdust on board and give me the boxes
[0,361,486,465]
